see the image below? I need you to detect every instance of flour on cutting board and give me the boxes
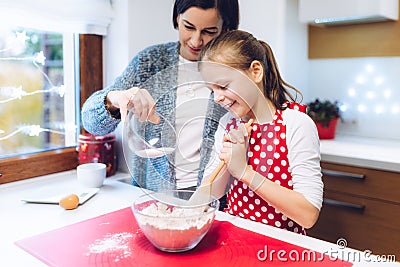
[86,232,133,262]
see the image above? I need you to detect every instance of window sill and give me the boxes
[0,147,78,184]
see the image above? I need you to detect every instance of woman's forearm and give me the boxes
[81,88,120,135]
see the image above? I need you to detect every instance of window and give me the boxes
[0,1,111,184]
[0,28,74,158]
[0,32,102,183]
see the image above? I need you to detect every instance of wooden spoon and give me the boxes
[187,161,225,205]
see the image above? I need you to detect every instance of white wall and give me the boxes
[238,0,309,98]
[105,0,176,84]
[127,0,176,59]
[308,57,400,140]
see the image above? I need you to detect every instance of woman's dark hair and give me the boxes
[173,0,239,32]
[199,30,302,109]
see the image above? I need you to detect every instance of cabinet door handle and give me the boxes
[323,198,365,212]
[322,169,365,180]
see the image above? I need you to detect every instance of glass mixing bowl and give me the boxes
[132,190,219,252]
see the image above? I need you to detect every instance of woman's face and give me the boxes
[177,7,223,61]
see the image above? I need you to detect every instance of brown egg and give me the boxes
[59,194,79,210]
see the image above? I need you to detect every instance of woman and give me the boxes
[199,30,323,232]
[81,0,240,192]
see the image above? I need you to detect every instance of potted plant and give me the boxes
[306,98,341,139]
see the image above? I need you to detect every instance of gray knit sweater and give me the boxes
[81,41,226,191]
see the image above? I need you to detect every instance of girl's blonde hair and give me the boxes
[199,30,302,109]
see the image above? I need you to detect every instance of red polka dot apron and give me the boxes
[224,103,306,235]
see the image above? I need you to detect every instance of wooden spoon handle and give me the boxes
[245,118,254,134]
[208,161,225,185]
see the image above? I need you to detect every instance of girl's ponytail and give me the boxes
[258,40,302,109]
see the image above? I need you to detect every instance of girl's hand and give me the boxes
[106,88,160,123]
[219,121,253,179]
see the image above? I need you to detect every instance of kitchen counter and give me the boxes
[320,135,400,172]
[0,170,398,266]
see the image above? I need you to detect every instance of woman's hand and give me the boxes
[106,88,160,123]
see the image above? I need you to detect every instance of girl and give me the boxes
[199,30,323,233]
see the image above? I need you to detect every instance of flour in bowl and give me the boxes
[133,195,218,252]
[137,202,213,230]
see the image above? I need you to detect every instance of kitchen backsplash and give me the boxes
[306,57,400,141]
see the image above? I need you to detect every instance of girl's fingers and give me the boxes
[224,119,254,142]
[223,132,232,143]
[222,141,233,149]
[244,119,254,138]
[219,149,230,162]
[238,123,248,139]
[226,128,245,144]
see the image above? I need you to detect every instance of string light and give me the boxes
[0,30,28,53]
[357,104,366,112]
[383,89,391,99]
[0,51,45,64]
[344,63,399,116]
[0,125,67,141]
[0,29,75,141]
[339,104,348,112]
[348,88,356,97]
[15,30,29,44]
[374,76,384,86]
[0,85,65,103]
[374,105,384,115]
[366,91,375,99]
[33,51,46,65]
[365,64,374,73]
[355,75,366,84]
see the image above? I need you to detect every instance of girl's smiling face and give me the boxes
[177,7,223,61]
[200,62,262,119]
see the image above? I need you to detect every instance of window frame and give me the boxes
[0,34,103,184]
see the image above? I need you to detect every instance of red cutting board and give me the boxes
[16,207,352,267]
